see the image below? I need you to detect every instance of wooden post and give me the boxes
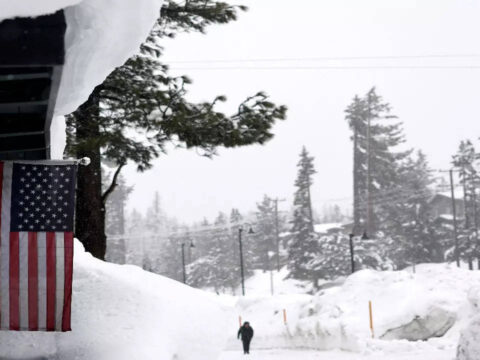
[283,309,287,325]
[369,301,374,338]
[239,316,242,327]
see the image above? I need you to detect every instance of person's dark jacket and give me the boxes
[238,325,254,342]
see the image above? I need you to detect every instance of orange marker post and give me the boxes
[283,309,287,325]
[369,301,374,338]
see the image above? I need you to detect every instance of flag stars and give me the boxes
[12,163,75,232]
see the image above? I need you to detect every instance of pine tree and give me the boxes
[230,208,243,224]
[105,174,132,264]
[288,147,318,281]
[65,1,287,259]
[124,209,146,266]
[307,234,350,279]
[254,195,277,271]
[143,192,170,272]
[385,151,441,268]
[345,88,411,236]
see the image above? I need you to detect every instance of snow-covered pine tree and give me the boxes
[287,147,318,281]
[254,195,277,271]
[105,174,132,264]
[124,209,146,266]
[345,88,411,237]
[308,234,350,280]
[385,151,442,268]
[230,208,243,224]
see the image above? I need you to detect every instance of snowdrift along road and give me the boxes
[0,240,231,360]
[225,264,480,356]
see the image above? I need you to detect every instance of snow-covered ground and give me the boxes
[220,347,453,360]
[220,263,480,359]
[0,241,475,359]
[0,240,230,360]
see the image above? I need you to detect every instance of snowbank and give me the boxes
[0,240,231,360]
[456,287,480,360]
[226,264,480,353]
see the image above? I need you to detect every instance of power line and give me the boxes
[169,65,480,71]
[165,53,480,64]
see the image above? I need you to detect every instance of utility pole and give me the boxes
[353,123,360,235]
[366,96,373,236]
[181,240,194,285]
[273,198,286,272]
[471,174,479,269]
[181,243,186,284]
[449,169,460,267]
[238,227,245,296]
[462,167,473,270]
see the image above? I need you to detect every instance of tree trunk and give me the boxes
[75,87,107,260]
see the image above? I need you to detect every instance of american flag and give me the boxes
[0,161,77,331]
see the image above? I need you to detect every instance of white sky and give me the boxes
[123,0,480,224]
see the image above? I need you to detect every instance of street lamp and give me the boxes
[181,241,195,285]
[348,231,369,274]
[238,224,254,296]
[348,233,355,274]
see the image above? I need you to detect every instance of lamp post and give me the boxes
[238,224,254,296]
[348,233,355,274]
[181,241,195,285]
[349,231,368,274]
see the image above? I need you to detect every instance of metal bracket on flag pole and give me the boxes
[75,157,91,166]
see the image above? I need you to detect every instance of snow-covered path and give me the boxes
[219,348,455,360]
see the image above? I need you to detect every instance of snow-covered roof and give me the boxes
[314,223,344,234]
[432,190,465,202]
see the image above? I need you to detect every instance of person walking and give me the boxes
[237,321,254,354]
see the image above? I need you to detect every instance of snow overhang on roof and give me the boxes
[0,0,164,159]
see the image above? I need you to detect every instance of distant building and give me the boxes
[429,191,465,220]
[314,222,346,236]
